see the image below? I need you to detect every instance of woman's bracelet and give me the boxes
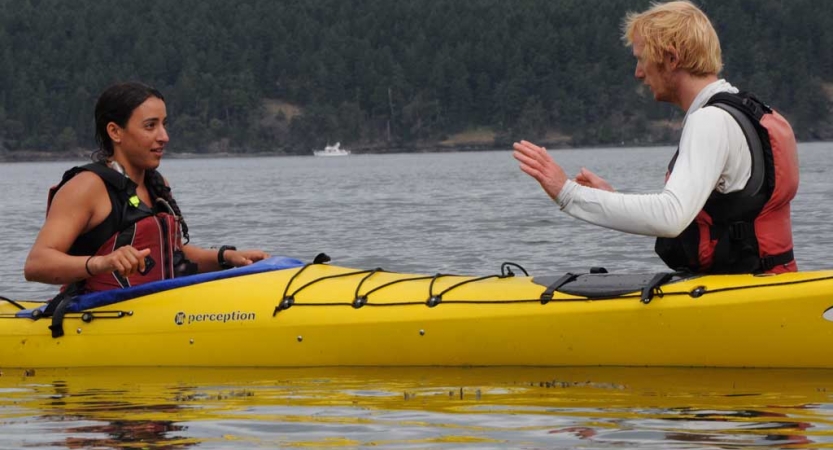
[85,255,95,277]
[217,245,237,270]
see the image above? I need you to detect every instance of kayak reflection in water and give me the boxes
[63,420,189,449]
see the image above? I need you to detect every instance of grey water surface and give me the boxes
[4,143,832,298]
[1,144,833,449]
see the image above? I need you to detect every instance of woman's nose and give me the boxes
[158,125,170,143]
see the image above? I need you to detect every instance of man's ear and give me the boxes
[106,122,122,144]
[665,49,680,70]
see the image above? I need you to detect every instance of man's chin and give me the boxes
[653,92,671,103]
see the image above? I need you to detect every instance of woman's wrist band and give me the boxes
[217,245,237,269]
[85,255,95,277]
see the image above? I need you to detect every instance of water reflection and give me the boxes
[35,379,196,449]
[1,367,832,448]
[63,420,189,449]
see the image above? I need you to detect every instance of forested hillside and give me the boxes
[0,0,830,156]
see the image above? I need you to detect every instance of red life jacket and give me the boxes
[654,92,799,274]
[47,163,194,293]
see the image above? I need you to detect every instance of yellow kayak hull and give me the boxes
[3,264,833,368]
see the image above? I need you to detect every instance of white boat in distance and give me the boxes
[313,142,351,156]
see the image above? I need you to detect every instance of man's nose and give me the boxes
[634,66,644,79]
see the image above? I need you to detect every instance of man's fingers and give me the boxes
[514,147,551,170]
[580,168,599,181]
[515,140,568,199]
[518,140,545,153]
[513,150,538,166]
[574,167,614,192]
[518,163,541,180]
[513,142,548,160]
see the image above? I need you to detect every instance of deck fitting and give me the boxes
[690,286,706,298]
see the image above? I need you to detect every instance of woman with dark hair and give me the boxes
[24,82,269,293]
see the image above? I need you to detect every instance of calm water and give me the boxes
[1,144,833,448]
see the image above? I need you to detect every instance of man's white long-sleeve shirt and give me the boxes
[554,79,750,238]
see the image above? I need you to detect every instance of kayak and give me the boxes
[2,256,833,369]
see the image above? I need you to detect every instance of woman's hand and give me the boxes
[88,246,152,277]
[224,249,271,268]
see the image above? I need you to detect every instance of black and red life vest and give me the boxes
[655,92,799,274]
[48,162,195,293]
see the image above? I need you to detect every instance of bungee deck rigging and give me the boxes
[275,261,534,314]
[271,266,833,308]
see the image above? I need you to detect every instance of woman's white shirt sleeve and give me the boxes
[554,106,750,238]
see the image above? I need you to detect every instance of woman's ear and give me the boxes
[106,122,122,144]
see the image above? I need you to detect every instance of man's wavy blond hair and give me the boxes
[622,0,722,76]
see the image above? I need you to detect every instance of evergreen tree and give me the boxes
[0,0,829,155]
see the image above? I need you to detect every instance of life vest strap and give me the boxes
[709,221,756,241]
[707,99,766,199]
[111,223,138,289]
[761,249,794,271]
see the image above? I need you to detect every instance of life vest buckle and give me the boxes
[728,222,754,241]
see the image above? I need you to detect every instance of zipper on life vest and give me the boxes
[156,216,173,279]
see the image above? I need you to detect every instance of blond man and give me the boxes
[513,1,798,274]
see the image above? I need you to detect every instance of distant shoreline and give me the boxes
[0,145,633,163]
[0,140,672,163]
[3,140,830,164]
